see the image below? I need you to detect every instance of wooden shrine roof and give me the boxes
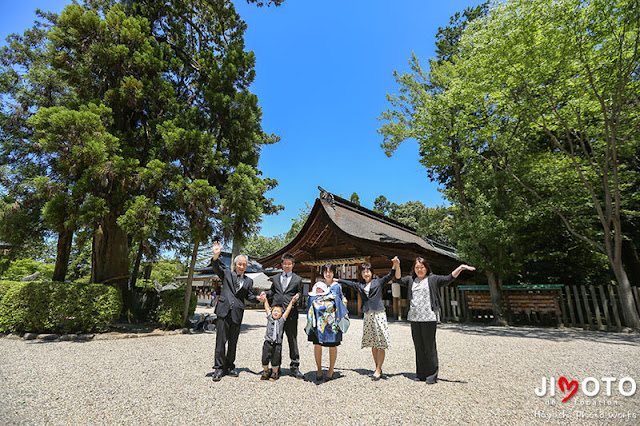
[259,188,459,274]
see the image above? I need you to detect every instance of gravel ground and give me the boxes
[1,308,639,425]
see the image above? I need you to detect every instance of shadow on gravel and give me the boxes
[437,377,468,384]
[330,368,373,378]
[204,367,261,380]
[301,370,345,385]
[440,323,640,346]
[393,372,468,384]
[239,323,263,333]
[26,339,91,345]
[351,368,375,377]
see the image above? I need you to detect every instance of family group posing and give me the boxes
[209,241,475,383]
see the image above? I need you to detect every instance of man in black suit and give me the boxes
[260,253,304,379]
[210,242,258,382]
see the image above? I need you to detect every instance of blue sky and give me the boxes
[1,0,485,237]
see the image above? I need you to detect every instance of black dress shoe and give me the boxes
[290,368,304,380]
[226,369,239,377]
[212,369,224,382]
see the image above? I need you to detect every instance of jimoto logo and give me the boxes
[535,377,637,402]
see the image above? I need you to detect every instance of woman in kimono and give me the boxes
[305,263,350,381]
[337,257,401,380]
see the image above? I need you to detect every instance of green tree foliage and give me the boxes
[0,259,54,281]
[349,192,361,205]
[373,196,451,245]
[380,0,640,328]
[146,259,187,289]
[244,233,286,258]
[0,15,59,272]
[0,1,280,325]
[285,203,312,241]
[67,233,93,283]
[372,195,390,215]
[451,0,640,328]
[246,0,285,6]
[379,3,511,324]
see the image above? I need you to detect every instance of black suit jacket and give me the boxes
[338,270,394,313]
[265,272,303,314]
[211,258,257,324]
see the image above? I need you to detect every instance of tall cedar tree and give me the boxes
[0,1,281,323]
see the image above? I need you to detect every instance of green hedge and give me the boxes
[0,280,122,334]
[156,287,196,329]
[1,259,55,281]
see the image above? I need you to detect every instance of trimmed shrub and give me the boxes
[0,280,13,300]
[0,280,122,334]
[156,287,196,329]
[1,259,55,281]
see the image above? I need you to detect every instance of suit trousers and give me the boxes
[214,314,242,371]
[410,321,438,383]
[261,340,283,367]
[284,312,300,368]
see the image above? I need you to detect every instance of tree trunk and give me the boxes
[486,270,508,325]
[91,211,130,314]
[143,263,152,280]
[621,239,640,287]
[129,240,145,290]
[52,224,74,282]
[611,261,640,329]
[182,238,200,327]
[230,229,244,272]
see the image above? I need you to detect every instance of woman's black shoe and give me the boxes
[212,369,225,382]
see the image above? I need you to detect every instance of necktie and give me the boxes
[282,274,288,289]
[236,275,243,292]
[272,320,278,342]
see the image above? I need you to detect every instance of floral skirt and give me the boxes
[361,310,390,350]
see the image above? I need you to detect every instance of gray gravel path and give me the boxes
[1,308,639,425]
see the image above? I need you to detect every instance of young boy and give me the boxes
[261,293,299,381]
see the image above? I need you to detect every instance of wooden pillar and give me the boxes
[392,280,401,320]
[460,290,468,322]
[393,296,399,320]
[557,289,566,327]
[565,285,576,327]
[308,266,317,308]
[310,266,317,286]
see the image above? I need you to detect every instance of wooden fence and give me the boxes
[559,284,640,331]
[440,284,640,331]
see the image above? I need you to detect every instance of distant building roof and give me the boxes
[176,252,267,285]
[196,251,264,274]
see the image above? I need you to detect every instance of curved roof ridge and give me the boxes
[329,193,419,234]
